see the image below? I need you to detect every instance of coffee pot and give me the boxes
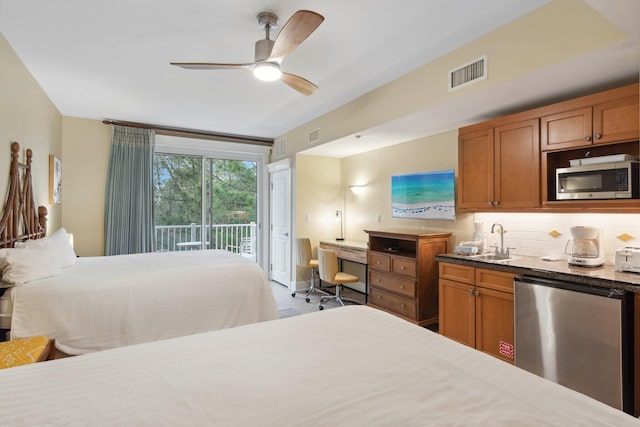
[564,226,604,267]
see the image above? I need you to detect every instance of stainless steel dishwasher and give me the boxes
[514,275,633,413]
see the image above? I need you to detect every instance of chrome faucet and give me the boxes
[490,223,509,258]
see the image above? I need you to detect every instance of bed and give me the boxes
[0,305,637,426]
[7,249,279,354]
[0,142,278,354]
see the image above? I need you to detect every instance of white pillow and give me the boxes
[0,247,62,285]
[14,227,76,268]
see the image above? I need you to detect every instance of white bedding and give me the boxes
[9,250,278,354]
[1,306,637,426]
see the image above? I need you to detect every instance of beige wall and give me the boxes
[340,131,472,244]
[0,33,62,234]
[295,155,341,242]
[280,0,627,155]
[295,131,473,251]
[2,32,111,256]
[61,117,111,256]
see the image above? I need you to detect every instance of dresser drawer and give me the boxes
[370,288,417,319]
[369,253,391,272]
[391,258,416,278]
[369,270,415,298]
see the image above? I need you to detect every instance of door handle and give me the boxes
[284,232,289,237]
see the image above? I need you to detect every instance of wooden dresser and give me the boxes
[365,229,451,327]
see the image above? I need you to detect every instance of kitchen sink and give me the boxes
[469,253,518,262]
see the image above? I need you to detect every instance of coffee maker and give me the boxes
[564,226,604,267]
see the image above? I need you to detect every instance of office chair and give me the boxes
[317,248,360,310]
[292,238,328,303]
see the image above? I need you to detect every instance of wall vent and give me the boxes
[273,136,287,159]
[308,128,321,144]
[448,55,487,91]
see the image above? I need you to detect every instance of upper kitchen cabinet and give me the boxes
[458,127,493,210]
[459,82,639,212]
[541,83,640,210]
[541,84,639,151]
[458,117,540,211]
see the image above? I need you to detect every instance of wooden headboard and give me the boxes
[0,142,47,248]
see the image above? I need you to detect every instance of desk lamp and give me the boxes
[335,210,344,241]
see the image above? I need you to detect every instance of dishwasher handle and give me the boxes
[514,275,625,300]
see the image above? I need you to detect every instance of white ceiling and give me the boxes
[1,0,639,158]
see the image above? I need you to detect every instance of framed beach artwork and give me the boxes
[49,154,62,204]
[391,169,455,220]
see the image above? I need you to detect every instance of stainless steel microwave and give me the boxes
[556,161,639,200]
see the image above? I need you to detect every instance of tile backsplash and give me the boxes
[473,212,640,265]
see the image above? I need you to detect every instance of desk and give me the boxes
[319,240,369,302]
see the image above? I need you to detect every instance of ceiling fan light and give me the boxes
[253,62,282,81]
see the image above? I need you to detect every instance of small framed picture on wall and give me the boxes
[49,154,62,204]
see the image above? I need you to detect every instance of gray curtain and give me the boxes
[104,125,156,255]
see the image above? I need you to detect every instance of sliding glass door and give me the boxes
[153,154,258,261]
[154,154,202,251]
[204,158,257,261]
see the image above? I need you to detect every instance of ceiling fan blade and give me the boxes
[281,72,318,96]
[268,10,324,62]
[170,62,254,70]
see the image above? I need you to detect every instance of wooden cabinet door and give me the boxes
[439,278,474,348]
[494,118,540,208]
[593,95,639,145]
[541,107,592,151]
[458,128,494,209]
[635,293,640,416]
[475,286,514,364]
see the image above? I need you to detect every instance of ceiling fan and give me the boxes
[170,10,324,96]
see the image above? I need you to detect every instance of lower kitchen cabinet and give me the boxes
[635,293,640,416]
[439,262,515,364]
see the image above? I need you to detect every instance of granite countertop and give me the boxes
[436,253,640,294]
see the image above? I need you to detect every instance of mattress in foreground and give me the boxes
[10,250,278,354]
[1,305,638,426]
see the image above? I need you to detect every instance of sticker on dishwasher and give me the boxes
[499,340,514,359]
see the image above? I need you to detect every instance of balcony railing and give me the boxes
[155,222,257,255]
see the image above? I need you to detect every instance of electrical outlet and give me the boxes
[305,213,310,223]
[376,213,381,223]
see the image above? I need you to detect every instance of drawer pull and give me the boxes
[377,295,382,300]
[400,285,404,289]
[377,260,381,264]
[400,304,405,309]
[468,289,473,294]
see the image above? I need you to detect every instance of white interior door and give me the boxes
[269,166,291,286]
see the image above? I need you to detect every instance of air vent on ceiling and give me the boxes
[273,136,287,159]
[308,128,321,144]
[448,55,487,91]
